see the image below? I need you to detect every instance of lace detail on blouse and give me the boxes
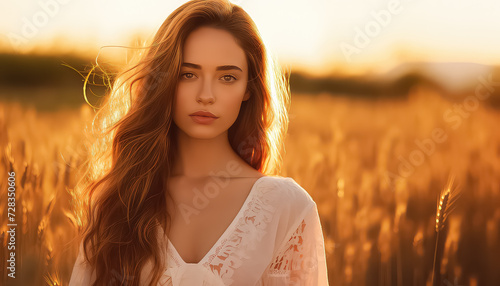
[263,201,323,286]
[267,219,307,276]
[68,177,329,286]
[205,180,279,285]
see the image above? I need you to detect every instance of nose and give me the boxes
[196,77,215,104]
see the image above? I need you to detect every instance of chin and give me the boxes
[183,128,224,140]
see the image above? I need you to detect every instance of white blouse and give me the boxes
[69,176,329,285]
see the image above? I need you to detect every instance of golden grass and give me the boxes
[1,85,499,285]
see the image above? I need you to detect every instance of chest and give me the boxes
[165,177,260,264]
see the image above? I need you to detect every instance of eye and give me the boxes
[221,75,237,83]
[180,72,196,80]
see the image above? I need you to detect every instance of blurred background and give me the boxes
[1,0,499,285]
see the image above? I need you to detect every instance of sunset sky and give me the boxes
[1,0,499,75]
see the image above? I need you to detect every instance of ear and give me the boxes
[243,90,250,101]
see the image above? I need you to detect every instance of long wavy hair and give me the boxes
[74,0,290,285]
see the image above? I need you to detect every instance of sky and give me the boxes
[1,0,499,75]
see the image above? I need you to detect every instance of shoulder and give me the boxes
[255,176,318,249]
[257,175,315,211]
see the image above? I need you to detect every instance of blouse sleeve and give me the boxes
[262,202,329,285]
[68,241,96,286]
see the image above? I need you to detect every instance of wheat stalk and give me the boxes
[432,175,461,286]
[44,270,62,286]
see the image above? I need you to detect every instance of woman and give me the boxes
[69,0,329,285]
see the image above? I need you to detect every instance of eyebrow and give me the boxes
[181,62,243,72]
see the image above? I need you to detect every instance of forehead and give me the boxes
[182,26,247,69]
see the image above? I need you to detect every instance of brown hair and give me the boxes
[75,0,290,285]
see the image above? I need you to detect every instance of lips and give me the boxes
[189,111,218,118]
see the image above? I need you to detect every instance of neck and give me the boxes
[171,128,247,179]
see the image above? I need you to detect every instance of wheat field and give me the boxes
[1,85,499,285]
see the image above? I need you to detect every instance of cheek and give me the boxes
[219,85,247,109]
[174,85,192,105]
[219,80,247,98]
[173,89,188,120]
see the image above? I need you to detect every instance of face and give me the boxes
[173,26,250,139]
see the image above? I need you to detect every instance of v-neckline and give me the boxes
[164,175,268,265]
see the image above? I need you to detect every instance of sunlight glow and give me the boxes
[1,0,499,73]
